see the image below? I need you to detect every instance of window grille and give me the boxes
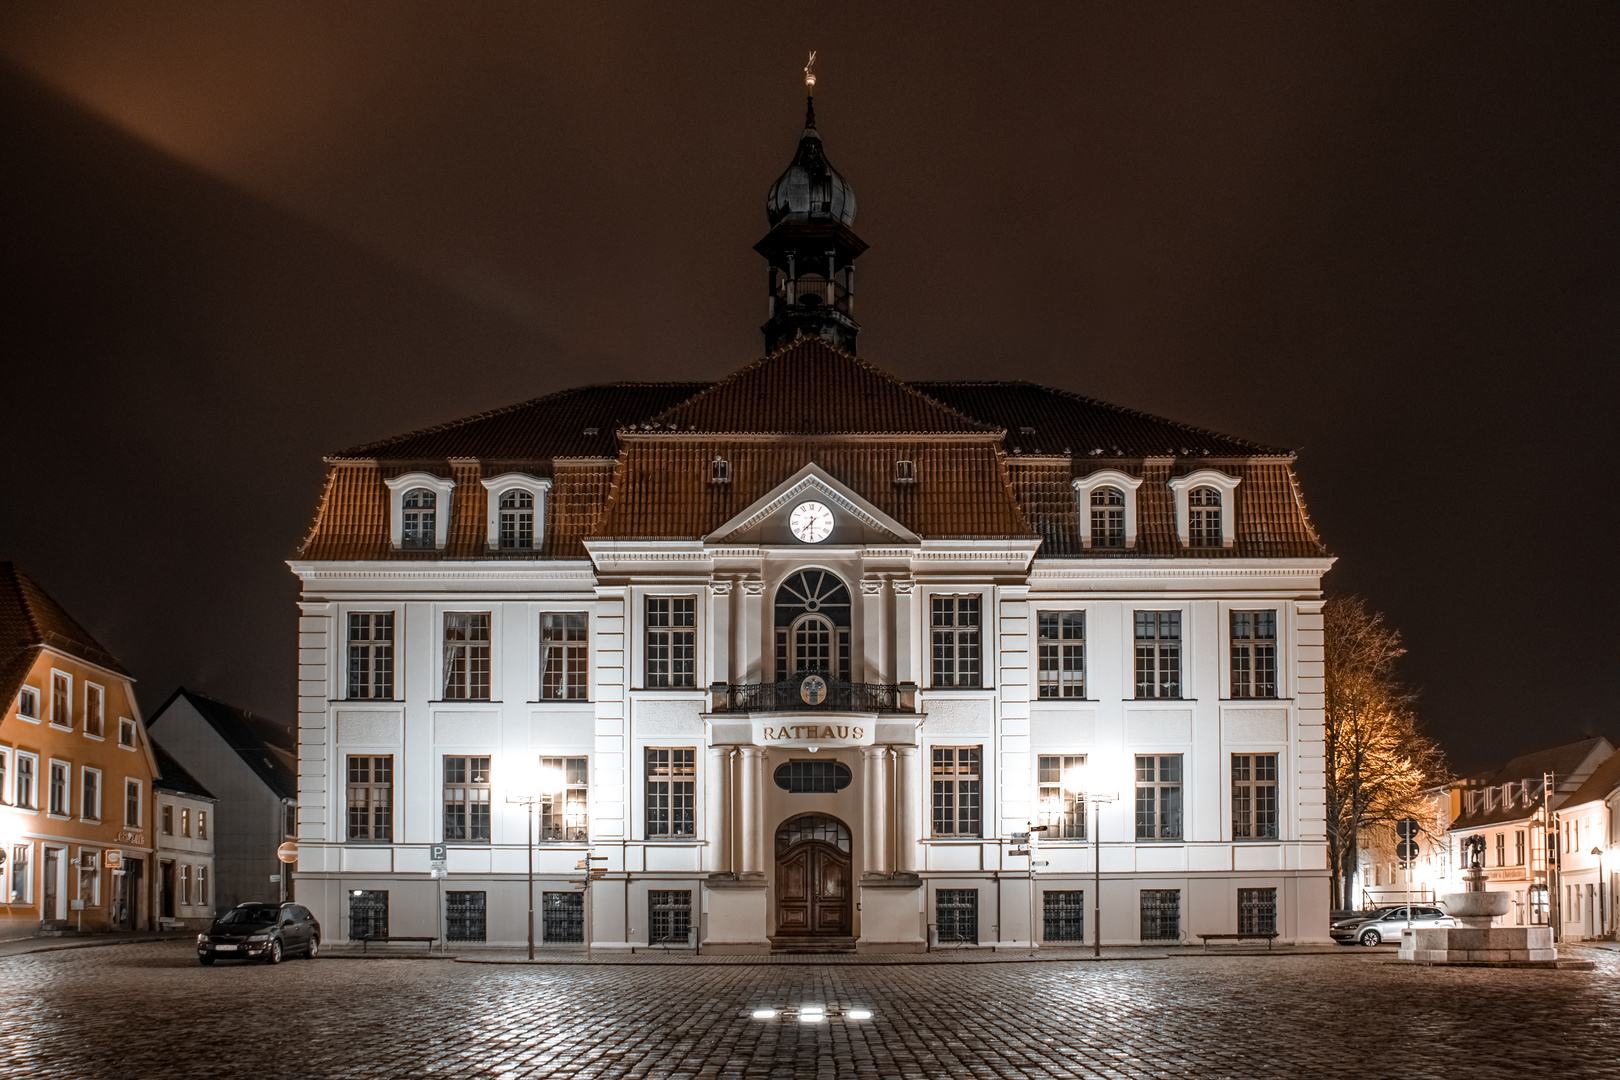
[1237,888,1276,935]
[541,613,589,700]
[648,890,691,944]
[539,757,589,841]
[446,891,487,942]
[543,891,585,942]
[1187,486,1222,547]
[773,760,852,794]
[894,459,915,484]
[347,755,394,841]
[442,612,492,700]
[1037,612,1085,698]
[935,889,979,944]
[645,748,696,837]
[84,684,103,737]
[1090,486,1125,548]
[402,488,436,548]
[443,756,491,842]
[1043,890,1085,942]
[1133,611,1182,698]
[710,457,731,484]
[1230,611,1277,698]
[931,746,982,837]
[645,598,696,688]
[347,613,394,699]
[49,763,66,815]
[1037,755,1086,839]
[931,597,981,687]
[1135,755,1183,840]
[1231,754,1278,840]
[52,673,69,726]
[499,489,535,549]
[348,890,389,941]
[1140,889,1181,941]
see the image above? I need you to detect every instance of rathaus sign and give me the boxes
[288,94,1333,952]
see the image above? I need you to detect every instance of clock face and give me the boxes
[789,501,835,543]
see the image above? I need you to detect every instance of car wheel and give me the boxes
[307,935,319,959]
[265,939,282,965]
[1359,929,1382,947]
[198,956,214,966]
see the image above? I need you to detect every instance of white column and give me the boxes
[739,746,766,875]
[861,578,885,684]
[895,744,922,872]
[893,580,916,687]
[709,581,732,688]
[862,745,889,875]
[704,745,731,873]
[741,578,766,684]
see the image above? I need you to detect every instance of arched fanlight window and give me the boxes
[773,570,852,683]
[402,489,437,549]
[1090,486,1125,548]
[499,489,534,549]
[774,813,851,854]
[1188,486,1222,548]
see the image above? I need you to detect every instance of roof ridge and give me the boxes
[0,561,128,676]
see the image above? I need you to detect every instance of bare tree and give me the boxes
[1323,595,1447,910]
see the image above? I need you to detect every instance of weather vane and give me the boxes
[804,51,817,90]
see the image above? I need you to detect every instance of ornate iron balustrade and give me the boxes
[719,673,906,713]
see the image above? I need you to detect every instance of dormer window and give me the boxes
[711,457,731,485]
[1071,470,1143,550]
[402,489,436,548]
[1188,487,1222,548]
[1167,470,1242,550]
[480,473,551,552]
[385,472,456,551]
[894,459,915,485]
[499,490,534,549]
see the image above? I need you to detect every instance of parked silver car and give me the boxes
[1330,905,1454,946]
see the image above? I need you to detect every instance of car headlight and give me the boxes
[197,934,208,944]
[247,932,272,941]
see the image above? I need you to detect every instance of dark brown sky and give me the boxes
[0,4,1615,773]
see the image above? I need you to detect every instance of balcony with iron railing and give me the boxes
[712,672,912,714]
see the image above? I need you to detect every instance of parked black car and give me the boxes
[197,902,321,965]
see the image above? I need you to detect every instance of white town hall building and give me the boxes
[288,99,1334,951]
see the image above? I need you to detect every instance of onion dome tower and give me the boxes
[757,84,868,353]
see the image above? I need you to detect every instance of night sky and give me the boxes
[0,5,1614,774]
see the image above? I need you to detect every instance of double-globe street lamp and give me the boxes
[506,759,568,960]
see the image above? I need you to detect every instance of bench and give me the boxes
[1197,932,1279,950]
[357,935,438,953]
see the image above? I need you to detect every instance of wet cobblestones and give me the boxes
[1,942,1617,1079]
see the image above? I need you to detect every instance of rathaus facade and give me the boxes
[289,99,1333,951]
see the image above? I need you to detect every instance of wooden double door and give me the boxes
[774,815,852,938]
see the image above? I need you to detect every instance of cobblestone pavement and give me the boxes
[2,942,1617,1079]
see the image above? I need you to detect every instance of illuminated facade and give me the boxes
[288,100,1335,950]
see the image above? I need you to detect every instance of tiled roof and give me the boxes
[914,382,1293,458]
[0,562,129,710]
[1450,736,1613,830]
[1566,749,1620,808]
[595,441,1033,541]
[639,339,997,436]
[150,687,297,802]
[150,741,218,801]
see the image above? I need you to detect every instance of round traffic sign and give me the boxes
[276,841,299,864]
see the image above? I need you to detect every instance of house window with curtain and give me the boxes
[1230,611,1277,698]
[1134,611,1182,698]
[402,488,437,549]
[443,756,491,842]
[644,748,695,838]
[347,756,394,841]
[931,746,982,837]
[1135,755,1183,840]
[347,613,395,700]
[499,489,535,549]
[645,599,696,689]
[443,613,491,700]
[931,597,981,688]
[1036,612,1085,698]
[540,613,589,700]
[539,757,589,841]
[1231,754,1278,839]
[1038,754,1086,839]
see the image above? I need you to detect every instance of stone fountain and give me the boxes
[1399,839,1553,965]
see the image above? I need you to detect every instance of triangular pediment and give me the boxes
[705,464,919,546]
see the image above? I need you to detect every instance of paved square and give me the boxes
[2,943,1617,1078]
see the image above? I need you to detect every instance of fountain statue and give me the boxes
[1399,834,1554,965]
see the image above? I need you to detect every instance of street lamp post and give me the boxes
[1592,847,1605,938]
[1064,763,1122,959]
[506,760,567,961]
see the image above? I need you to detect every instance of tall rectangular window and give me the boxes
[119,718,136,748]
[181,807,191,837]
[198,810,207,839]
[180,864,192,906]
[84,684,104,737]
[1135,755,1183,840]
[931,746,982,837]
[48,762,67,815]
[16,686,37,719]
[1036,612,1085,699]
[1090,486,1125,548]
[162,804,174,835]
[124,779,141,827]
[644,599,695,689]
[348,756,394,841]
[1134,611,1182,698]
[443,613,492,700]
[196,866,208,906]
[1516,830,1526,866]
[443,756,491,842]
[540,757,589,841]
[17,754,36,809]
[1230,611,1277,698]
[541,613,589,700]
[347,613,395,700]
[81,769,100,820]
[1496,832,1506,867]
[644,748,696,837]
[10,845,29,903]
[931,597,982,688]
[51,672,70,726]
[78,850,99,906]
[1187,487,1222,548]
[1231,754,1278,839]
[1037,754,1086,839]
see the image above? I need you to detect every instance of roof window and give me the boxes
[711,457,731,485]
[894,460,915,485]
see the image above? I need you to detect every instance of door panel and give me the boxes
[774,842,852,937]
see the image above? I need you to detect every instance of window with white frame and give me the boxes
[347,613,395,700]
[1187,487,1222,548]
[711,456,731,485]
[539,757,589,841]
[51,672,70,726]
[78,849,98,906]
[119,717,137,749]
[48,761,67,816]
[180,863,192,906]
[181,807,191,837]
[644,748,695,838]
[124,778,141,828]
[1038,754,1086,839]
[81,767,100,821]
[1071,470,1144,550]
[162,803,174,835]
[347,755,393,841]
[540,613,589,700]
[198,810,208,840]
[1036,612,1085,698]
[1134,611,1182,698]
[197,865,208,906]
[401,488,437,549]
[443,612,492,700]
[1231,754,1278,839]
[0,748,8,805]
[443,756,491,842]
[16,753,37,809]
[931,746,982,837]
[84,683,104,737]
[931,597,981,688]
[16,685,38,720]
[1230,611,1277,698]
[498,489,535,549]
[1135,755,1183,840]
[480,474,550,551]
[1090,487,1125,548]
[385,471,455,550]
[9,845,29,903]
[644,598,695,689]
[1167,470,1240,549]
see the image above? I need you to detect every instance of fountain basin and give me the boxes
[1439,890,1510,928]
